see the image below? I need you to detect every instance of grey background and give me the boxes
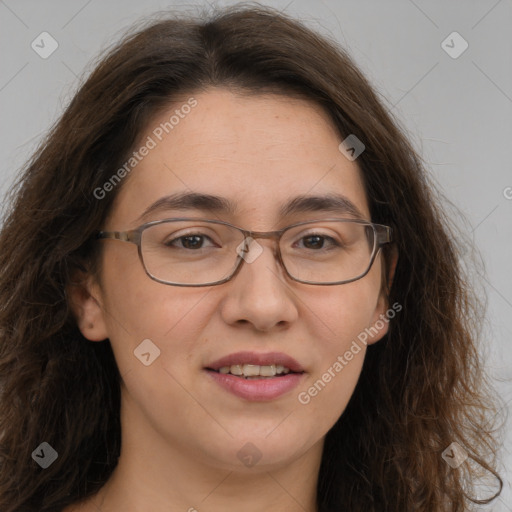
[0,0,510,509]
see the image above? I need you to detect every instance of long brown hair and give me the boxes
[0,5,502,511]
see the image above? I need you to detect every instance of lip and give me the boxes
[204,351,306,402]
[205,370,305,401]
[205,351,304,373]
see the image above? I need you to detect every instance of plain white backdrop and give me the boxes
[0,0,511,509]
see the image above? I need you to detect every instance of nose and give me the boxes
[218,238,299,331]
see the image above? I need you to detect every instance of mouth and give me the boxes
[204,351,306,401]
[205,351,305,377]
[207,363,300,379]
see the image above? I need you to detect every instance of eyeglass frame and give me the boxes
[96,217,393,287]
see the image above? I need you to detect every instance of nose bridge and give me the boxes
[247,228,283,259]
[246,228,282,243]
[236,228,285,276]
[220,227,298,331]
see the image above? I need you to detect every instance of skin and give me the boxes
[68,88,396,512]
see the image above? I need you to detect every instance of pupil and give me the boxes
[304,235,324,249]
[182,235,203,249]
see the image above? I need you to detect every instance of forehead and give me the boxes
[107,88,370,228]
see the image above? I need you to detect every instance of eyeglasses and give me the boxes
[96,217,392,287]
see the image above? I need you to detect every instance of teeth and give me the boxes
[216,364,292,377]
[259,364,276,377]
[230,364,243,376]
[243,364,261,377]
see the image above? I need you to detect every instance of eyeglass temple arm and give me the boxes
[96,230,142,244]
[376,225,392,245]
[96,223,392,246]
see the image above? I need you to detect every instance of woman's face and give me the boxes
[77,88,391,473]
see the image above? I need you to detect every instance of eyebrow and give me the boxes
[136,191,365,222]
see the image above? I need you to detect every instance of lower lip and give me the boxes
[205,370,304,401]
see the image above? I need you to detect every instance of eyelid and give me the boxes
[137,216,372,236]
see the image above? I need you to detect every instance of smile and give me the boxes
[215,363,293,378]
[204,351,306,401]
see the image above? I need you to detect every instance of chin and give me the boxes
[203,433,314,472]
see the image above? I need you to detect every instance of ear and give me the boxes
[367,244,399,345]
[67,269,109,342]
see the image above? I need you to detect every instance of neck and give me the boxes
[87,394,323,512]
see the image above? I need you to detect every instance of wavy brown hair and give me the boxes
[0,4,503,511]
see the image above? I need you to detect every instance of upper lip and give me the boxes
[206,351,305,373]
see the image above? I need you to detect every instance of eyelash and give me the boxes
[167,232,341,250]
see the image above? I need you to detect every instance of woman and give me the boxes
[0,5,502,511]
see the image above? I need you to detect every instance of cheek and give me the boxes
[303,277,380,346]
[99,249,214,372]
[295,280,379,418]
[297,347,365,426]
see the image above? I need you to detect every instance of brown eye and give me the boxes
[297,234,338,250]
[164,233,219,250]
